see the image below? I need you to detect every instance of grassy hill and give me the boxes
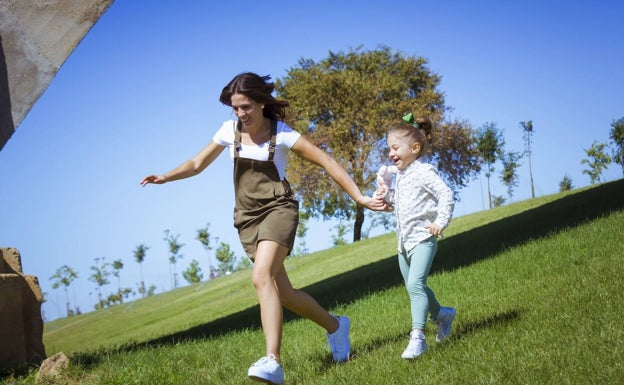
[6,179,624,384]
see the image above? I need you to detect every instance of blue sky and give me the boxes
[1,0,622,321]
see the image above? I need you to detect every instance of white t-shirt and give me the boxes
[212,119,301,179]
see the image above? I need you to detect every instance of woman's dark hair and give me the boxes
[219,72,289,120]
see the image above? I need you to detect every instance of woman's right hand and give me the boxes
[140,174,167,186]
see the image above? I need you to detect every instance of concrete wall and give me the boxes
[0,0,115,151]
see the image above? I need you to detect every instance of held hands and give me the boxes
[140,175,167,186]
[374,178,388,199]
[372,165,397,211]
[375,165,397,199]
[359,195,391,211]
[371,181,394,212]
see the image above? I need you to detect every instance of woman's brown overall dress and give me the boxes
[233,120,299,260]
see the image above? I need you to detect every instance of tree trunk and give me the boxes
[528,144,535,198]
[353,205,365,242]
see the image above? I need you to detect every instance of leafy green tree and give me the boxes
[500,150,522,202]
[215,241,235,275]
[519,120,536,198]
[581,141,612,184]
[363,211,395,239]
[431,119,482,194]
[105,288,132,307]
[559,174,574,192]
[609,117,624,176]
[276,46,480,242]
[50,265,78,317]
[111,259,130,304]
[196,223,215,277]
[293,212,310,256]
[236,256,253,271]
[331,222,349,246]
[182,259,204,284]
[133,243,149,297]
[164,229,185,289]
[477,122,505,208]
[492,195,506,208]
[89,258,111,310]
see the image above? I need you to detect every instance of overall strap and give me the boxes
[268,119,277,161]
[233,120,242,158]
[233,119,277,161]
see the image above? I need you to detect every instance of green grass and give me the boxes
[3,179,624,384]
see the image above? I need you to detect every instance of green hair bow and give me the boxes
[402,112,420,128]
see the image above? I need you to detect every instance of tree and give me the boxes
[581,141,612,184]
[476,122,505,208]
[196,223,215,278]
[276,46,480,242]
[429,119,481,195]
[236,256,253,271]
[293,211,310,256]
[559,174,573,192]
[133,243,149,297]
[182,259,204,284]
[331,222,349,246]
[500,150,522,202]
[89,258,110,310]
[105,288,132,307]
[492,195,506,208]
[111,259,128,304]
[50,265,78,317]
[363,211,395,239]
[215,241,235,275]
[164,229,185,289]
[519,120,536,198]
[609,117,624,176]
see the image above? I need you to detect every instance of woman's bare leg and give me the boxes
[252,240,341,363]
[251,240,289,362]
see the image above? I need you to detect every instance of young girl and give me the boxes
[376,114,456,359]
[141,73,386,384]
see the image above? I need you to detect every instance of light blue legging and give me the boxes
[398,237,441,330]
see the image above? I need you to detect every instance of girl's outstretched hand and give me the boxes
[140,175,166,186]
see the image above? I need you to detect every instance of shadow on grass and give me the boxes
[72,179,623,367]
[296,308,522,374]
[451,309,521,342]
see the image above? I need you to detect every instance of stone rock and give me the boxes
[36,352,69,382]
[0,247,46,374]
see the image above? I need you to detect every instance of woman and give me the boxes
[141,72,386,384]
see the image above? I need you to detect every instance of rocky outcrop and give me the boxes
[0,247,46,374]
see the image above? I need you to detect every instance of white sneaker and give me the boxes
[434,307,456,343]
[401,330,427,359]
[248,354,284,384]
[327,315,351,362]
